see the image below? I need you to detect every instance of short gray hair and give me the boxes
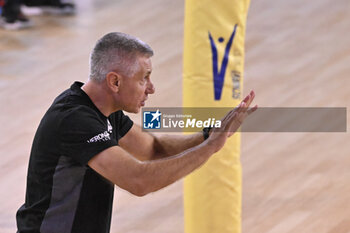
[89,32,154,82]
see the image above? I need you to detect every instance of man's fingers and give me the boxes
[227,111,245,132]
[242,93,250,103]
[238,90,256,115]
[224,111,238,131]
[247,104,258,114]
[220,91,256,131]
[243,90,255,107]
[226,101,244,120]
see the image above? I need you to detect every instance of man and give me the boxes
[16,32,257,233]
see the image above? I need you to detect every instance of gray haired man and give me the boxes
[16,32,257,233]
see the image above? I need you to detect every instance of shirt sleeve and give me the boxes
[59,106,118,165]
[113,110,134,140]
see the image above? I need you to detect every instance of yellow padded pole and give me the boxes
[183,0,250,232]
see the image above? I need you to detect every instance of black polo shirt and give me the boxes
[16,81,133,233]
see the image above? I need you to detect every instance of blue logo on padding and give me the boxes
[143,110,162,129]
[209,24,238,100]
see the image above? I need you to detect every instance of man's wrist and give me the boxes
[202,127,212,140]
[201,136,219,154]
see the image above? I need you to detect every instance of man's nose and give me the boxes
[146,81,155,94]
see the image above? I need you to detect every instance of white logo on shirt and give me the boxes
[107,119,113,133]
[87,119,113,143]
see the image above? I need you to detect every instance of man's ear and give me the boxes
[106,71,121,92]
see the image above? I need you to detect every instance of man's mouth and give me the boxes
[141,97,148,106]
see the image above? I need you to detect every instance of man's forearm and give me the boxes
[137,140,215,195]
[151,132,204,160]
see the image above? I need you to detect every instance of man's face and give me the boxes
[118,55,155,113]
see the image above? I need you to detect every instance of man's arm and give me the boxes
[88,139,215,197]
[88,90,257,196]
[119,90,257,161]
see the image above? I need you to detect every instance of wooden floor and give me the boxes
[0,0,349,232]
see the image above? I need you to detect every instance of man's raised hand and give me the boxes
[205,90,258,152]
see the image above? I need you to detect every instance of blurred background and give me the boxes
[0,0,349,232]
